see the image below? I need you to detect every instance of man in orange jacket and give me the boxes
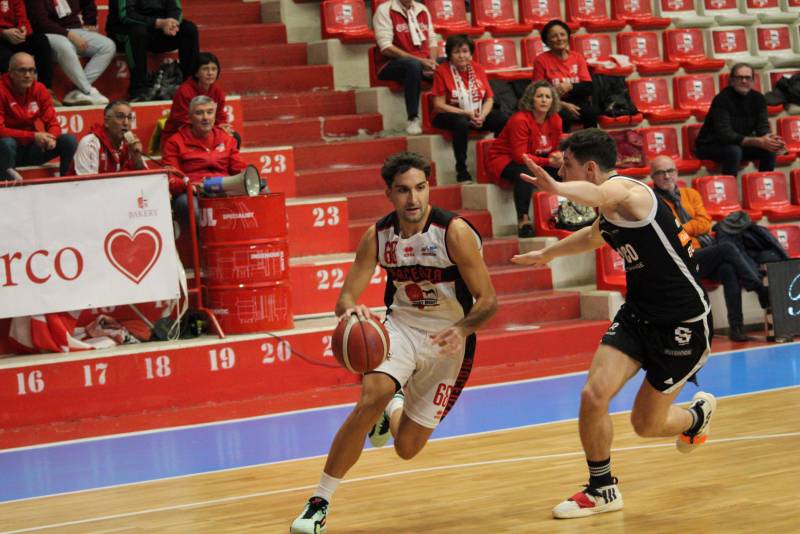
[650,155,770,342]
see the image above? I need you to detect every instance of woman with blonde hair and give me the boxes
[487,81,563,237]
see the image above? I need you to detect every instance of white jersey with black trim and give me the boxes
[375,207,481,332]
[598,175,710,324]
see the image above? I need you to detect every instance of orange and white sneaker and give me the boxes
[676,391,717,453]
[552,478,623,519]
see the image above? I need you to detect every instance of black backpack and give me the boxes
[143,60,183,101]
[592,73,638,117]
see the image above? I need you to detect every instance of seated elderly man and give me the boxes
[0,52,76,180]
[694,63,786,177]
[162,94,246,221]
[649,155,770,342]
[73,100,146,174]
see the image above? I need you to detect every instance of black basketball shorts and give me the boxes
[601,304,713,394]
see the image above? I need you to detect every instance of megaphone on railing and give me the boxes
[202,164,263,197]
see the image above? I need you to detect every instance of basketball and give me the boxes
[331,314,390,374]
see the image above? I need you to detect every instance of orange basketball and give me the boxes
[331,315,390,374]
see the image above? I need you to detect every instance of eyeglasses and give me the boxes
[652,168,678,178]
[13,67,37,75]
[731,75,754,82]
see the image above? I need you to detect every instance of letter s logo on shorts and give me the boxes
[674,326,692,345]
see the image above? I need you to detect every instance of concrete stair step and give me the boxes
[241,91,356,121]
[200,24,287,48]
[486,291,582,330]
[243,113,383,145]
[293,137,408,170]
[220,65,333,95]
[187,2,262,25]
[215,44,308,69]
[489,265,552,294]
[345,185,461,220]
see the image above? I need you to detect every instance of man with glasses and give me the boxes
[649,155,771,342]
[0,0,54,95]
[73,100,146,175]
[694,62,786,177]
[0,52,76,180]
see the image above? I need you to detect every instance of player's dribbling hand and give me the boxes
[520,154,559,194]
[511,249,551,266]
[338,304,376,322]
[431,326,466,357]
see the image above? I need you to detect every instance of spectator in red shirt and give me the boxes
[373,0,437,135]
[487,81,563,237]
[160,52,237,149]
[0,52,76,180]
[162,94,246,225]
[533,19,597,132]
[431,34,507,183]
[0,0,53,92]
[73,100,147,175]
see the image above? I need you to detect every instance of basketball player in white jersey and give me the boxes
[291,152,497,533]
[512,129,717,519]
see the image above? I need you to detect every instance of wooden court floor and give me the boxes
[2,387,798,533]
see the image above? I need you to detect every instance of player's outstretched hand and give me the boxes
[511,249,551,266]
[431,326,466,358]
[520,154,559,194]
[338,304,376,322]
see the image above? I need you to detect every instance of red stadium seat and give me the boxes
[368,46,402,91]
[475,138,494,183]
[320,0,374,43]
[719,72,783,115]
[743,0,799,24]
[639,126,701,174]
[571,33,634,76]
[701,0,757,25]
[617,31,679,75]
[471,0,534,36]
[474,39,530,80]
[681,123,714,168]
[424,0,485,37]
[654,0,714,28]
[692,174,763,221]
[791,168,800,206]
[565,0,626,31]
[595,245,627,294]
[520,0,578,30]
[533,192,573,239]
[768,224,800,258]
[662,29,726,72]
[672,74,716,119]
[520,36,546,67]
[754,25,800,68]
[610,0,670,30]
[742,171,800,221]
[767,68,800,91]
[628,77,692,123]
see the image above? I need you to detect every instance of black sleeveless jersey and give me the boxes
[598,176,710,325]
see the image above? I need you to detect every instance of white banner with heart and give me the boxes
[0,173,180,318]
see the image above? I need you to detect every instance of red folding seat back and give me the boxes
[792,169,800,205]
[475,38,520,70]
[617,31,679,74]
[472,0,534,35]
[610,0,670,30]
[692,175,745,219]
[755,25,793,53]
[778,117,800,153]
[565,0,627,31]
[572,33,614,64]
[663,29,725,71]
[628,77,692,123]
[476,138,494,183]
[321,0,373,42]
[709,26,751,57]
[368,46,403,91]
[520,0,568,29]
[533,192,573,238]
[640,127,680,159]
[595,245,627,293]
[741,172,800,221]
[425,0,485,37]
[768,225,800,258]
[521,36,546,67]
[672,74,715,118]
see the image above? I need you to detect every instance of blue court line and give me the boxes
[1,343,798,504]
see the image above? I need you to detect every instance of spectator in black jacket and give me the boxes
[105,0,198,101]
[694,63,786,177]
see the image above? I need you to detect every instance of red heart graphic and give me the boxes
[104,226,163,284]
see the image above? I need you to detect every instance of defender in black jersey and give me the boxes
[291,152,497,534]
[512,129,717,520]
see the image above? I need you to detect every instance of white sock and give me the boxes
[386,393,404,418]
[313,472,341,502]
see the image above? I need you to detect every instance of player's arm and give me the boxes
[335,225,379,320]
[431,219,498,355]
[512,217,605,266]
[519,154,631,210]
